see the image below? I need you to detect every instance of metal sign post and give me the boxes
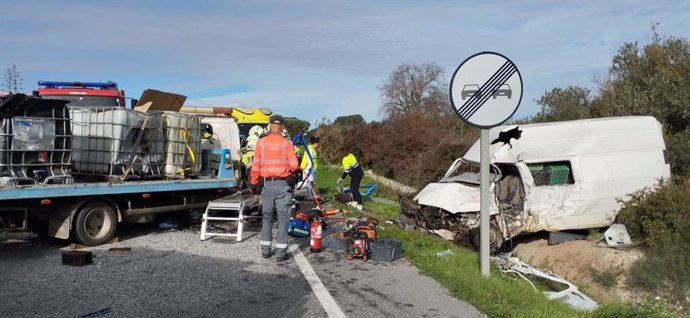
[479,128,490,275]
[449,52,523,276]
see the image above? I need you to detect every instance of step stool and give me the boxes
[200,194,260,242]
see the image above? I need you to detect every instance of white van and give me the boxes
[411,116,671,251]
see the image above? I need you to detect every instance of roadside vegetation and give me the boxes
[616,179,690,309]
[311,27,690,316]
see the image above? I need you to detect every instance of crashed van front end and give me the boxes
[401,159,507,245]
[411,181,485,240]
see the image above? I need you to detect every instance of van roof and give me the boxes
[463,116,666,163]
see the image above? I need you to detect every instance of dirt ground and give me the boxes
[509,232,644,304]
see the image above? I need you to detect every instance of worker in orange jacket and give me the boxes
[250,115,299,262]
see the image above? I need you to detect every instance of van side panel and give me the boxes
[544,150,669,231]
[519,161,587,232]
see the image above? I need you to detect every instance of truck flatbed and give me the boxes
[0,148,239,246]
[0,178,235,200]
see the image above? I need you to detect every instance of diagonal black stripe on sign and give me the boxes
[457,61,512,116]
[463,65,516,119]
[460,61,515,116]
[458,61,517,120]
[460,62,517,119]
[459,63,514,118]
[462,66,517,119]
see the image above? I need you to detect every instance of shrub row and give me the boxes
[315,113,478,188]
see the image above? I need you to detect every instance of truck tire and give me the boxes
[74,201,117,246]
[472,222,504,254]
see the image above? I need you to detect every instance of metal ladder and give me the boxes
[200,194,260,242]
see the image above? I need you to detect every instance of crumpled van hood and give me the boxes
[414,182,481,214]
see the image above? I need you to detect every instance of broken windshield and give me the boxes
[441,159,497,185]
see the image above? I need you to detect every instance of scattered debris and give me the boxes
[158,219,178,230]
[0,231,38,241]
[593,224,645,250]
[108,247,131,252]
[70,243,87,250]
[492,254,598,311]
[430,229,457,241]
[62,250,93,267]
[80,307,112,318]
[436,249,454,257]
[385,219,400,226]
[604,224,632,246]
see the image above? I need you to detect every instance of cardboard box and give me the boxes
[134,89,187,113]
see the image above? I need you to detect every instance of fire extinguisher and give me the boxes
[310,218,322,253]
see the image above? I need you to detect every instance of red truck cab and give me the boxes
[34,81,126,107]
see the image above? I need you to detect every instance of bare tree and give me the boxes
[3,64,23,93]
[378,63,449,119]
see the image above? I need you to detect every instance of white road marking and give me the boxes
[289,244,347,318]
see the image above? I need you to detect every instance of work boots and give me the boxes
[275,249,289,262]
[261,248,271,259]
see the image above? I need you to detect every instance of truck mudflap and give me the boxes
[48,198,122,240]
[47,208,71,239]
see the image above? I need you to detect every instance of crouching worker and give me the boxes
[250,115,299,262]
[336,151,364,210]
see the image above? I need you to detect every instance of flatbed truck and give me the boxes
[0,149,237,246]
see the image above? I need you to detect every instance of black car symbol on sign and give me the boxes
[461,84,480,100]
[493,84,512,99]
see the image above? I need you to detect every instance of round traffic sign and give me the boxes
[449,52,523,128]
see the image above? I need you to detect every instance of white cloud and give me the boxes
[2,0,689,123]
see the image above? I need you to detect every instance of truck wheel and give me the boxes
[472,222,504,254]
[74,201,117,246]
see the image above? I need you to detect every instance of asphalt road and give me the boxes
[0,220,484,318]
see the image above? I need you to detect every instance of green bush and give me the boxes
[283,117,310,137]
[616,179,690,310]
[333,114,365,126]
[665,129,690,176]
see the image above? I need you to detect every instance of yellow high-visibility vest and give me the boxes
[300,144,318,171]
[342,153,359,173]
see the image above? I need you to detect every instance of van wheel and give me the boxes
[472,222,504,254]
[74,201,117,246]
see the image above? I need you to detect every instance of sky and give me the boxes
[2,0,690,125]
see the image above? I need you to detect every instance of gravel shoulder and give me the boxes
[1,226,323,318]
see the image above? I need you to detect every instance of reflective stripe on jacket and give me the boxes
[250,133,299,184]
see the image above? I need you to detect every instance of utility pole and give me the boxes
[3,64,23,93]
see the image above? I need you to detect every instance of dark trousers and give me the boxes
[350,166,364,204]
